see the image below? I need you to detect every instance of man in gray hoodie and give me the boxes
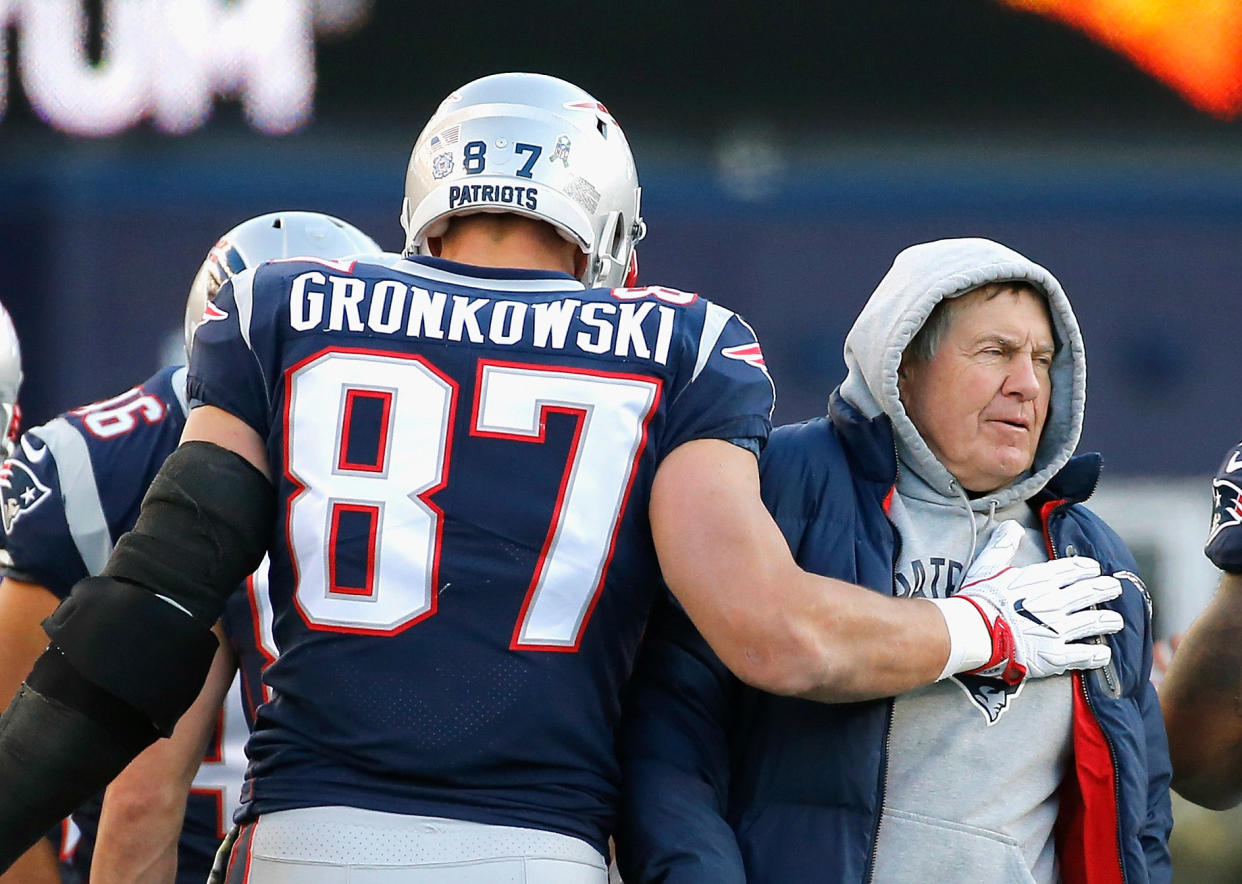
[618,237,1171,884]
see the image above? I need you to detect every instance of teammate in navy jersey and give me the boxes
[0,299,47,884]
[0,73,1122,883]
[0,212,381,884]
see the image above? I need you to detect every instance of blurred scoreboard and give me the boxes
[0,0,372,136]
[1,0,1239,140]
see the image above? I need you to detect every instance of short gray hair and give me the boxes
[904,281,1047,363]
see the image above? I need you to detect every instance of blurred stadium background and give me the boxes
[2,1,1240,878]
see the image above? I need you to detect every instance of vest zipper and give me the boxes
[1045,499,1121,698]
[866,703,894,884]
[866,440,901,884]
[1047,500,1126,882]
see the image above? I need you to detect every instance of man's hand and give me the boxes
[952,521,1124,684]
[1206,440,1242,573]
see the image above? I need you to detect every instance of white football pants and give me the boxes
[222,806,608,883]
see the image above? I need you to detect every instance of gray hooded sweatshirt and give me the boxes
[838,238,1088,884]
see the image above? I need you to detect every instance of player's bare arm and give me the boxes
[90,624,238,884]
[0,842,60,884]
[1162,439,1242,809]
[652,439,1122,702]
[651,439,952,700]
[181,405,271,480]
[1161,572,1242,809]
[0,577,59,710]
[0,578,66,884]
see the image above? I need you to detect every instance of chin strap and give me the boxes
[624,250,639,287]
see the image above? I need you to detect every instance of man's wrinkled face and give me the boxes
[899,287,1055,494]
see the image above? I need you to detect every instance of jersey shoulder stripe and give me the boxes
[28,419,111,573]
[692,302,735,383]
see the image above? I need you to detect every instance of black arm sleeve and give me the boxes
[41,440,273,731]
[105,440,276,624]
[0,652,158,871]
[0,441,274,875]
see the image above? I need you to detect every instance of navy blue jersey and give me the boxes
[225,561,280,734]
[0,367,265,884]
[2,367,189,594]
[187,254,775,853]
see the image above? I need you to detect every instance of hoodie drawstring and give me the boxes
[959,493,1000,590]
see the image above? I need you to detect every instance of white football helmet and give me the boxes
[400,72,646,289]
[184,211,383,358]
[0,301,21,459]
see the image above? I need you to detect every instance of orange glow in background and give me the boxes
[1000,0,1242,118]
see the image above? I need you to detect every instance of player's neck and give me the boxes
[437,227,579,278]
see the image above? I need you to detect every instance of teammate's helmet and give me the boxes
[0,301,21,459]
[400,72,646,289]
[184,211,383,358]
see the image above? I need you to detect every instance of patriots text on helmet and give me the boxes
[288,272,676,365]
[402,74,643,289]
[447,184,538,211]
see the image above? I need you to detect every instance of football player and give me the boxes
[0,212,381,884]
[1162,440,1242,809]
[0,300,55,884]
[0,74,1122,883]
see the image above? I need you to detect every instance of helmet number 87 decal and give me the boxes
[463,140,544,178]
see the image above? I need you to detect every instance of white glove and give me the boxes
[932,521,1125,685]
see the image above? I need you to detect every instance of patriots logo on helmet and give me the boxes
[1208,477,1242,546]
[200,301,229,326]
[1,457,51,533]
[954,672,1024,725]
[565,100,616,125]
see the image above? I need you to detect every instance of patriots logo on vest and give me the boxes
[1208,477,1242,546]
[0,457,51,533]
[954,672,1024,726]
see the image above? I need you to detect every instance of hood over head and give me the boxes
[839,237,1086,510]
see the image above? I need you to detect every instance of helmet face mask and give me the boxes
[0,302,21,459]
[183,211,383,360]
[400,73,645,289]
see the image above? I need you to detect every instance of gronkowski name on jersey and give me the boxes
[186,254,775,855]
